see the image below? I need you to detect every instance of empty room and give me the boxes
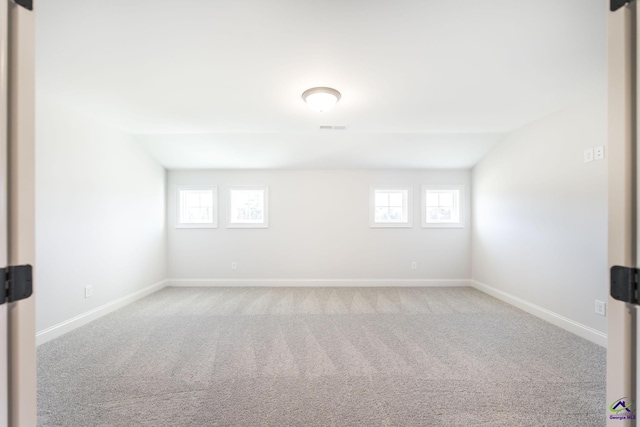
[5,0,618,425]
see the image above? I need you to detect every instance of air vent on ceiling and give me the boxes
[319,125,347,131]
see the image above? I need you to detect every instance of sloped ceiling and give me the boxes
[36,0,606,169]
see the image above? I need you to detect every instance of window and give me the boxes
[422,185,464,228]
[370,187,412,228]
[228,186,268,228]
[176,186,217,228]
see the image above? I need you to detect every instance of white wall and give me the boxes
[471,97,608,341]
[168,170,470,284]
[35,98,167,340]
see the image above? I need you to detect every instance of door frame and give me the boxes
[608,1,638,426]
[7,0,36,426]
[0,0,9,425]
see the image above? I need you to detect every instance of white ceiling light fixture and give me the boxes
[302,87,341,112]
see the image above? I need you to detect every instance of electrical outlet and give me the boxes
[584,148,594,163]
[231,262,237,270]
[85,285,93,298]
[594,146,605,160]
[411,261,417,270]
[595,300,606,316]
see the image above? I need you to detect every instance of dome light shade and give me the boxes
[302,87,341,112]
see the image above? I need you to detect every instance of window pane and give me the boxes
[389,207,404,220]
[375,206,389,221]
[231,189,265,223]
[427,207,439,221]
[200,207,212,220]
[388,192,404,207]
[188,207,209,222]
[439,192,454,207]
[185,192,200,208]
[438,207,452,220]
[199,191,213,207]
[375,192,389,207]
[186,207,198,221]
[426,192,439,207]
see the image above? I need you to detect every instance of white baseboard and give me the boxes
[35,278,606,348]
[470,280,607,347]
[36,279,168,346]
[167,278,471,288]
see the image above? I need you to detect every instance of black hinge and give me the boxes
[611,265,639,304]
[0,265,32,305]
[611,0,635,11]
[12,0,33,11]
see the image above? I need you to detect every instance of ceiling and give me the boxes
[36,0,607,170]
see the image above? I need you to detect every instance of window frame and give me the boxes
[227,186,269,228]
[422,185,464,228]
[176,186,218,229]
[369,186,413,228]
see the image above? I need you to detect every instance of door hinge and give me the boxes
[0,265,32,305]
[611,0,635,11]
[12,0,33,11]
[611,266,639,304]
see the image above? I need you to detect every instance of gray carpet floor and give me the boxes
[37,287,605,426]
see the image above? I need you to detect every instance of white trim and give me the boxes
[36,280,168,346]
[369,186,413,228]
[470,280,607,347]
[167,278,470,287]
